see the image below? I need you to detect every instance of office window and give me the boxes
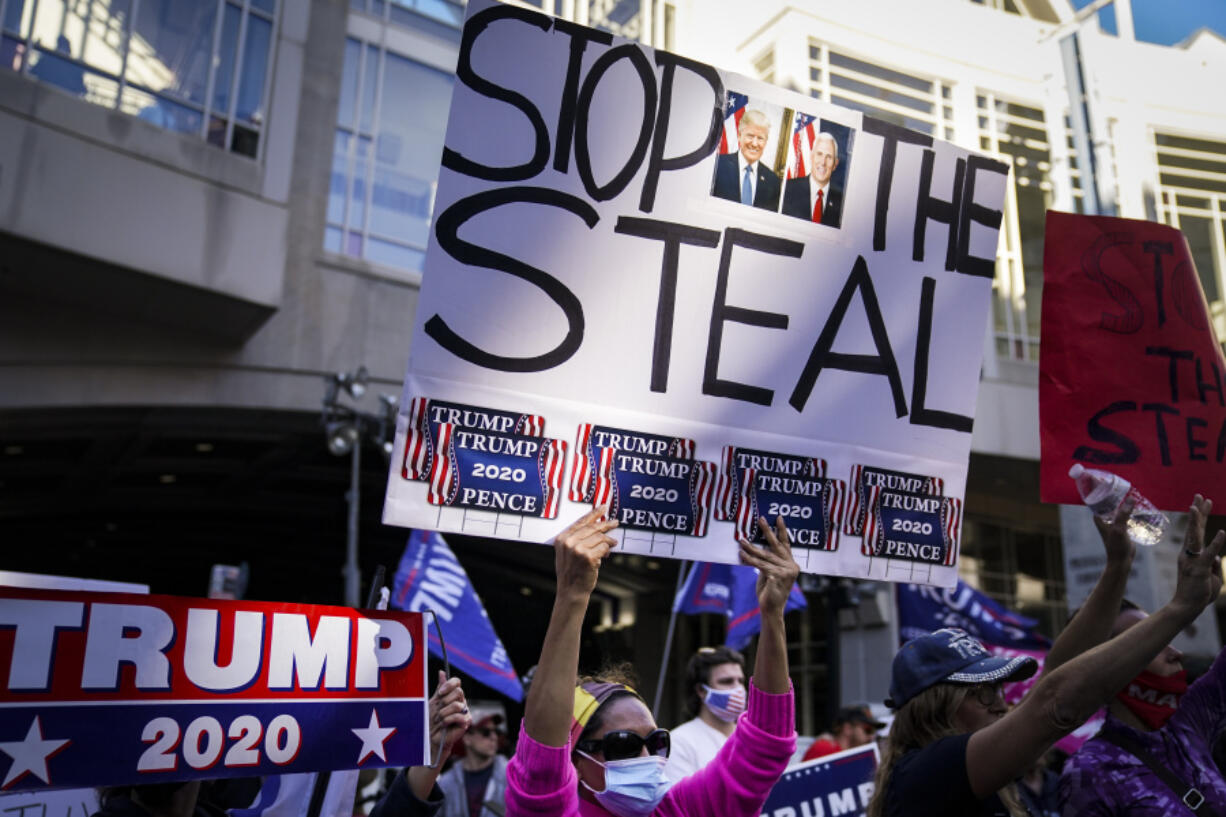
[807,43,954,141]
[977,93,1059,362]
[1154,130,1226,339]
[1,0,277,158]
[350,0,465,29]
[326,37,454,273]
[958,518,1067,639]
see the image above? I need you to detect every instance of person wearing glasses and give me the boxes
[866,494,1224,817]
[663,645,747,783]
[438,703,509,817]
[505,507,799,817]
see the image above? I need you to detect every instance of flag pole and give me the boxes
[652,560,691,719]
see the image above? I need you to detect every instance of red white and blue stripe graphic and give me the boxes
[719,91,749,155]
[569,424,695,503]
[593,450,716,537]
[845,464,944,536]
[715,447,827,521]
[734,469,845,551]
[861,485,961,566]
[402,398,544,481]
[425,423,566,519]
[785,112,817,180]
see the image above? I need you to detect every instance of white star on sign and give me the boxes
[1,716,71,788]
[351,709,396,764]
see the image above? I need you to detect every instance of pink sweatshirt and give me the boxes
[505,681,795,817]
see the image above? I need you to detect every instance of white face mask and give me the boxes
[577,751,673,817]
[702,683,746,723]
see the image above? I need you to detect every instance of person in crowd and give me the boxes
[438,702,509,817]
[94,775,259,817]
[802,704,885,761]
[369,671,473,817]
[867,494,1224,817]
[1059,563,1226,813]
[663,646,747,782]
[506,507,798,817]
[1017,751,1062,817]
[712,110,782,210]
[781,132,844,227]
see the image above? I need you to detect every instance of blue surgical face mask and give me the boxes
[577,751,673,817]
[702,683,746,723]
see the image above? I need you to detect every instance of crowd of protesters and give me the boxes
[90,493,1226,817]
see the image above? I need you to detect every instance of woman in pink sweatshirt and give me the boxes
[506,508,798,817]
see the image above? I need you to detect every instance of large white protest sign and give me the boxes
[382,0,1007,587]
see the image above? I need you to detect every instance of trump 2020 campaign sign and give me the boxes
[762,744,878,817]
[382,0,1008,587]
[0,588,429,792]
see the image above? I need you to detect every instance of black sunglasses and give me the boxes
[576,728,670,761]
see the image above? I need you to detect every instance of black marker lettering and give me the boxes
[956,155,1007,278]
[1073,401,1140,464]
[1142,241,1174,327]
[639,52,724,213]
[1145,346,1194,402]
[614,216,721,393]
[551,20,613,174]
[790,255,907,417]
[574,44,657,201]
[861,117,932,253]
[427,187,597,372]
[704,228,803,406]
[911,276,973,432]
[441,5,552,182]
[1081,232,1142,334]
[913,150,965,270]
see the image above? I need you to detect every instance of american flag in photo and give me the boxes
[861,483,883,557]
[941,497,963,566]
[786,112,817,180]
[719,91,749,154]
[592,447,617,513]
[823,478,845,552]
[734,467,758,541]
[688,460,717,537]
[427,421,458,506]
[539,438,567,519]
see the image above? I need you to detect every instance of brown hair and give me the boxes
[683,646,745,718]
[576,662,646,744]
[866,684,1026,817]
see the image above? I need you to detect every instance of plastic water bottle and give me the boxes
[1068,463,1169,546]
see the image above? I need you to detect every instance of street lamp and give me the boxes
[321,367,397,607]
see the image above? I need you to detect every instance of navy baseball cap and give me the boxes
[885,628,1038,710]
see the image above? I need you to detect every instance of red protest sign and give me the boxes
[0,587,430,792]
[1039,211,1226,510]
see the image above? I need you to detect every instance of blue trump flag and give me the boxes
[674,562,807,650]
[896,579,1050,649]
[390,530,523,701]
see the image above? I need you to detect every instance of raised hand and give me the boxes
[553,506,619,601]
[739,516,801,617]
[1171,495,1225,617]
[428,670,471,766]
[1093,494,1137,565]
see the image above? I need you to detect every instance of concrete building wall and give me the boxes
[0,0,437,414]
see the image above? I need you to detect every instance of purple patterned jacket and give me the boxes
[1059,649,1226,816]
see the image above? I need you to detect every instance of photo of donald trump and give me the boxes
[782,130,844,227]
[711,108,782,211]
